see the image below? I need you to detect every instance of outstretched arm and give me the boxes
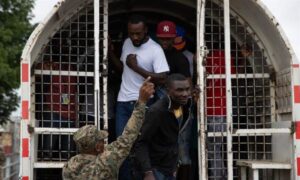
[99,77,155,167]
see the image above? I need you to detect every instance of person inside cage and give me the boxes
[172,25,196,180]
[108,14,170,180]
[35,59,78,159]
[205,49,236,179]
[154,21,192,99]
[132,74,199,180]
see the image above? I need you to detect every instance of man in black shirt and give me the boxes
[133,74,193,180]
[156,21,191,78]
[154,21,191,99]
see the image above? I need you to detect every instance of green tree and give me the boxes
[0,0,34,124]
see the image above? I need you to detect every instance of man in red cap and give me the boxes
[155,21,191,99]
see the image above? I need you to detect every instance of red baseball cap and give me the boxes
[156,21,176,38]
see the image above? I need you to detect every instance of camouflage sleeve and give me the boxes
[99,102,146,168]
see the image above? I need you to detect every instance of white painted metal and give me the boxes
[197,0,207,179]
[94,0,100,129]
[34,70,94,77]
[237,160,291,180]
[34,128,78,134]
[34,162,65,168]
[103,0,109,133]
[207,128,291,137]
[20,60,32,179]
[207,73,270,79]
[291,64,300,180]
[253,169,259,180]
[236,160,291,169]
[235,128,291,135]
[224,0,233,179]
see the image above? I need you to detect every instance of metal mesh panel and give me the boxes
[205,0,273,179]
[32,2,107,162]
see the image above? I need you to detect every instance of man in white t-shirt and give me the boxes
[108,15,169,180]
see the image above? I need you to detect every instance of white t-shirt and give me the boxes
[117,38,169,101]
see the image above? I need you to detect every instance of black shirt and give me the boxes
[165,48,191,78]
[133,96,192,176]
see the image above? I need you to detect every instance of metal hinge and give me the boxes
[291,121,296,135]
[200,46,209,59]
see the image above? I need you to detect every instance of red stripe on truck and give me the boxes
[22,138,29,157]
[22,101,29,119]
[22,63,29,82]
[293,64,300,68]
[295,86,300,103]
[296,122,300,139]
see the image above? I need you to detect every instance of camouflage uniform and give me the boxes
[0,147,5,179]
[63,102,146,180]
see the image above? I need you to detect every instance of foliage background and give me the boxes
[0,0,34,124]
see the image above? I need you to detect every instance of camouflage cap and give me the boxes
[73,125,108,151]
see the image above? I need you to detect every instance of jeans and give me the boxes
[207,116,227,180]
[178,117,193,165]
[153,169,176,180]
[116,101,136,180]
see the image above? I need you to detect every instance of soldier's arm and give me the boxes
[99,77,154,168]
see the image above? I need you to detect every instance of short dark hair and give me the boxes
[165,74,187,89]
[128,14,147,26]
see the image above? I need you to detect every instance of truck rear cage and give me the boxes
[20,0,299,179]
[31,0,108,164]
[204,1,275,179]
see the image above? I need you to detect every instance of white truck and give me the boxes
[20,0,300,179]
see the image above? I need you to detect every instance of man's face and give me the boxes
[128,22,147,47]
[167,80,191,106]
[158,37,174,50]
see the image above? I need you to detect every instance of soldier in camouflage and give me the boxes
[63,77,154,180]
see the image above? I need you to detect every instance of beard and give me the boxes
[131,35,147,47]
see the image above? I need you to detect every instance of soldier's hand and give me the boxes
[126,54,138,71]
[138,77,155,103]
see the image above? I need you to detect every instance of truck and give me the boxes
[20,0,300,179]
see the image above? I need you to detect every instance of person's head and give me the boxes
[156,21,177,50]
[166,74,191,107]
[127,15,148,47]
[173,26,187,51]
[73,125,108,155]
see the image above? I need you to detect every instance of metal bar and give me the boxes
[34,162,65,168]
[196,0,207,179]
[103,0,109,133]
[207,73,270,79]
[94,0,100,128]
[241,167,247,180]
[207,128,291,137]
[223,0,233,179]
[235,128,291,135]
[35,70,94,77]
[253,169,259,180]
[34,128,78,134]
